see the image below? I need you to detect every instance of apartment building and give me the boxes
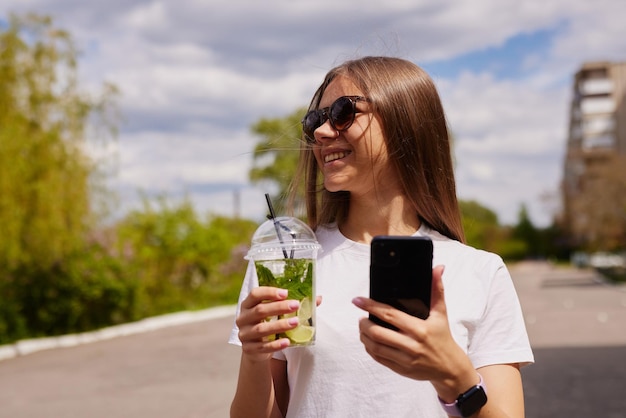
[562,61,626,248]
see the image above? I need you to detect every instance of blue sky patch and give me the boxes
[422,25,564,81]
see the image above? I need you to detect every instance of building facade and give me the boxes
[562,61,626,249]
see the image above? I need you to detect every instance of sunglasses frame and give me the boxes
[301,95,368,144]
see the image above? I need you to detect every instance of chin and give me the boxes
[323,182,345,193]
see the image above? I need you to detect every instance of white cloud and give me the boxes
[442,72,568,156]
[108,129,258,189]
[2,0,626,228]
[437,71,570,225]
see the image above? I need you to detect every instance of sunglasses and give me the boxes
[301,96,368,144]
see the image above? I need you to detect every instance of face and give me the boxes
[312,77,398,197]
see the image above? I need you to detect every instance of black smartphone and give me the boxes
[369,236,433,329]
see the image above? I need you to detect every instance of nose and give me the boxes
[313,118,339,143]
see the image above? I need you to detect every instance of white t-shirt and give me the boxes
[229,224,534,418]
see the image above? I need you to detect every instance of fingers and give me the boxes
[352,297,418,333]
[237,287,295,324]
[240,286,288,310]
[237,288,299,327]
[236,287,303,357]
[239,315,299,355]
[352,264,447,330]
[352,265,461,382]
[356,316,425,377]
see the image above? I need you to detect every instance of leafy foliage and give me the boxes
[0,194,257,344]
[0,13,117,271]
[0,14,119,343]
[255,259,313,301]
[249,108,306,213]
[460,200,526,260]
[0,15,257,344]
[113,198,257,317]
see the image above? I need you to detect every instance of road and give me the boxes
[513,262,626,417]
[0,261,625,418]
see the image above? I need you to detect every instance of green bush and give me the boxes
[114,198,257,318]
[0,246,132,343]
[0,199,258,345]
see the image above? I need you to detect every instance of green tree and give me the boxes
[248,108,306,214]
[459,200,526,259]
[511,204,537,256]
[459,200,500,249]
[0,13,117,269]
[0,14,118,342]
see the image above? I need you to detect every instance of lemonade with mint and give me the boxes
[255,258,315,346]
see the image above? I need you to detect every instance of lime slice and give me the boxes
[285,325,315,344]
[297,297,312,324]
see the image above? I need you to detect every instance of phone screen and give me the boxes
[369,236,433,329]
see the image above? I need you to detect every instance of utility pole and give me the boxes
[233,188,240,219]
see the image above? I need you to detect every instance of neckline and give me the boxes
[320,223,430,254]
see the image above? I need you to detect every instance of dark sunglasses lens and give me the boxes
[330,97,356,130]
[302,110,324,140]
[302,97,358,142]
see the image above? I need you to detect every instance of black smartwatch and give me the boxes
[439,373,488,417]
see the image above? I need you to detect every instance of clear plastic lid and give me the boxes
[246,216,320,259]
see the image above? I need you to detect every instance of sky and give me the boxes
[2,0,626,227]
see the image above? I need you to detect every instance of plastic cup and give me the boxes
[246,216,320,346]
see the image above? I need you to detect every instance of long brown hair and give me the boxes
[289,56,465,243]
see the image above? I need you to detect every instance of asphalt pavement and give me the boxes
[1,261,625,418]
[513,262,626,418]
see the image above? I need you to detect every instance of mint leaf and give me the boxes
[254,259,313,301]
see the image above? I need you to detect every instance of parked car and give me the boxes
[589,252,626,269]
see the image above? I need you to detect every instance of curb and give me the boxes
[0,304,236,362]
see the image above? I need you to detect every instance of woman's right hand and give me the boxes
[236,287,300,363]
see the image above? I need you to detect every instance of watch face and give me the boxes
[458,385,488,417]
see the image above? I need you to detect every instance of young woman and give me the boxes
[229,56,534,418]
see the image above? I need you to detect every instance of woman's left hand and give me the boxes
[352,265,477,400]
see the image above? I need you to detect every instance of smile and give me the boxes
[324,151,351,163]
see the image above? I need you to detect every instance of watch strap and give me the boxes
[438,373,487,417]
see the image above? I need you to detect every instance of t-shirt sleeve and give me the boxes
[467,261,534,369]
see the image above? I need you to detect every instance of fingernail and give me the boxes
[288,300,300,310]
[352,297,364,307]
[288,317,299,326]
[277,289,288,299]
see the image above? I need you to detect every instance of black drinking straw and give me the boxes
[265,193,289,258]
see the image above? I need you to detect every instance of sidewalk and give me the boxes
[0,306,237,362]
[510,261,626,348]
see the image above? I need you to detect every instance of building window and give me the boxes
[579,78,613,95]
[582,115,614,135]
[582,134,615,150]
[580,97,615,114]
